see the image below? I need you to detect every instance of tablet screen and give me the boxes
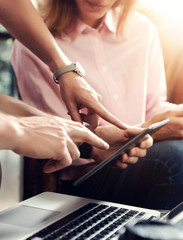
[73,118,170,187]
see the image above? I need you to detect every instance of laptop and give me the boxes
[0,191,161,240]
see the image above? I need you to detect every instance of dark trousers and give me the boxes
[58,140,183,210]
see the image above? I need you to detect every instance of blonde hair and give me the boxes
[39,0,137,38]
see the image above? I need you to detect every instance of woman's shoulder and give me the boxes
[126,11,158,37]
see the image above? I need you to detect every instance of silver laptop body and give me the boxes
[0,192,160,240]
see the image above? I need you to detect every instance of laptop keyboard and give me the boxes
[26,202,146,240]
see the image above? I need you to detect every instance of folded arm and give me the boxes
[142,108,183,141]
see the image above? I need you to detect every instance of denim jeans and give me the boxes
[58,140,183,210]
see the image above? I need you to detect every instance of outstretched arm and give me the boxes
[0,94,109,173]
[0,0,126,130]
[0,0,69,71]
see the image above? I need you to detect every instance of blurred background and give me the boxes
[0,0,183,211]
[138,0,183,103]
[0,25,22,211]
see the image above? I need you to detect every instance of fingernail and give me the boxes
[104,142,109,148]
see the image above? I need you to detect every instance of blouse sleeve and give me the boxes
[11,39,69,119]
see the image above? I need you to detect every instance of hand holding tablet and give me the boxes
[73,119,170,187]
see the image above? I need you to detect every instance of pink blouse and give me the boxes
[11,9,179,180]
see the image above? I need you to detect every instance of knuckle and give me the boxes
[141,149,147,157]
[129,148,136,156]
[81,126,90,140]
[166,110,171,115]
[97,93,102,102]
[73,148,80,160]
[75,122,84,128]
[58,126,66,136]
[65,157,72,166]
[60,158,71,168]
[122,153,128,161]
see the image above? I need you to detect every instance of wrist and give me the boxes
[48,47,71,72]
[53,61,85,84]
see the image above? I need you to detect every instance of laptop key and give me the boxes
[26,203,146,240]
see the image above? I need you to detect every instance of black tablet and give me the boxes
[73,118,170,187]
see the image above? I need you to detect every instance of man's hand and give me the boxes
[3,115,109,173]
[92,125,153,169]
[59,72,127,131]
[142,109,183,141]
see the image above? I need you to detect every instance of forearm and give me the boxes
[0,113,19,150]
[0,94,49,117]
[0,0,71,71]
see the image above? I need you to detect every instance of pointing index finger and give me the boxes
[88,102,127,130]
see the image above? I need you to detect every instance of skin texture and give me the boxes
[0,94,153,172]
[142,109,183,141]
[0,0,153,173]
[0,0,126,130]
[0,94,109,173]
[92,125,153,169]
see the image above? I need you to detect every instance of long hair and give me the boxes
[39,0,137,38]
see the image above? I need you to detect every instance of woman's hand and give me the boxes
[142,109,183,141]
[59,72,127,131]
[92,125,153,169]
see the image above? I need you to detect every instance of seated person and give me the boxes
[0,0,128,172]
[11,0,183,210]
